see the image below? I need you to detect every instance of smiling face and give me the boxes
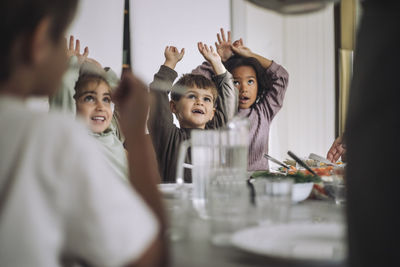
[75,80,113,133]
[232,65,259,109]
[170,87,216,129]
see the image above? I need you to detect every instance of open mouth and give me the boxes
[91,116,106,122]
[192,109,205,115]
[239,96,250,103]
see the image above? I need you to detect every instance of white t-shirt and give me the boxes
[0,96,158,267]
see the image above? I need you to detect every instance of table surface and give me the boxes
[165,197,348,267]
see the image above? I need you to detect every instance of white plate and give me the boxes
[231,223,346,262]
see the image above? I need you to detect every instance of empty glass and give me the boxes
[252,177,294,225]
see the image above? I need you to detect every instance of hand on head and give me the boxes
[112,71,149,137]
[231,37,253,58]
[163,46,184,69]
[215,28,233,62]
[214,28,254,60]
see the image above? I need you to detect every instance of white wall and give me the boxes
[232,0,335,163]
[130,0,230,83]
[66,0,124,76]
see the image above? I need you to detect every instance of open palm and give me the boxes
[215,28,233,62]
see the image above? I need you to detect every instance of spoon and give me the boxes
[287,150,318,176]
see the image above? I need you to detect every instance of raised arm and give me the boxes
[197,42,226,75]
[49,35,88,114]
[148,46,184,129]
[196,41,237,128]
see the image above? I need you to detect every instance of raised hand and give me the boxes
[215,28,233,62]
[163,46,185,70]
[198,42,226,75]
[198,42,221,64]
[231,38,253,58]
[66,35,88,65]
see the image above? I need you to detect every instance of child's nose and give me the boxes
[96,101,105,110]
[195,98,204,105]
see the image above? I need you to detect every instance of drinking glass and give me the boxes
[252,177,294,225]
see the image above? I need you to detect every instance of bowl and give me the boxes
[292,182,314,203]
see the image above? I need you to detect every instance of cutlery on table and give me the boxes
[287,150,318,176]
[308,153,339,167]
[263,154,290,169]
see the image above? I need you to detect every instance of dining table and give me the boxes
[162,187,348,267]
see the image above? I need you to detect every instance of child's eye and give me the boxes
[187,94,196,99]
[204,97,212,102]
[248,79,255,85]
[83,95,95,102]
[233,81,240,87]
[103,97,111,104]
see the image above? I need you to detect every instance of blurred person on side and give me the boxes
[0,0,166,266]
[345,0,400,266]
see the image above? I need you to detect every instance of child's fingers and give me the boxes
[180,48,185,56]
[217,33,222,44]
[227,30,232,42]
[239,38,244,46]
[83,47,89,57]
[220,28,226,42]
[215,42,219,50]
[69,35,74,50]
[209,46,214,53]
[75,39,80,53]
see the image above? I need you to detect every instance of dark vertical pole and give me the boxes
[334,3,341,138]
[122,0,131,71]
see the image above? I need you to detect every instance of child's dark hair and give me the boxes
[171,74,218,105]
[224,55,272,108]
[0,0,78,82]
[74,74,111,100]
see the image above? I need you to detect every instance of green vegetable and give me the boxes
[251,170,321,184]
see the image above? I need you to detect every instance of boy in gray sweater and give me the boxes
[148,43,237,183]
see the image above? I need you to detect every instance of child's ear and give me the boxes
[29,17,52,65]
[169,100,177,114]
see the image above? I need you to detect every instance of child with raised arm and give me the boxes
[49,36,128,182]
[148,43,237,183]
[193,28,289,171]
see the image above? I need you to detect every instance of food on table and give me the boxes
[251,170,321,184]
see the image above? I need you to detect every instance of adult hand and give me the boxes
[231,38,253,58]
[215,28,233,62]
[327,136,346,163]
[163,46,184,70]
[66,35,88,65]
